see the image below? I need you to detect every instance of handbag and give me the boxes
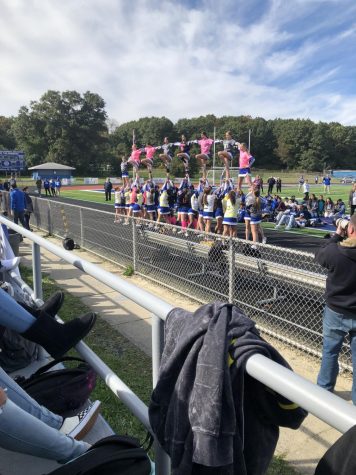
[15,356,97,417]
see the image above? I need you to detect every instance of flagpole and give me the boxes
[213,126,216,186]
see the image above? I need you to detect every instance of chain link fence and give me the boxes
[2,192,352,370]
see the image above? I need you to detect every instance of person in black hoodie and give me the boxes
[315,214,356,404]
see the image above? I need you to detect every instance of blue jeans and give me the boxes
[317,305,356,404]
[0,397,89,462]
[0,360,90,462]
[0,288,36,333]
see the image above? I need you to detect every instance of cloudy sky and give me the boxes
[1,0,356,125]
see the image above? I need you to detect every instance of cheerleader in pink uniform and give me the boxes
[196,132,214,180]
[128,144,143,176]
[141,143,157,179]
[237,142,254,192]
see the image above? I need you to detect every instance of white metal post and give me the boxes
[213,126,216,186]
[32,242,43,300]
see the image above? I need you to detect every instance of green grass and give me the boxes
[19,265,301,474]
[20,266,152,443]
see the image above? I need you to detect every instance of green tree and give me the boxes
[0,116,16,150]
[12,90,109,173]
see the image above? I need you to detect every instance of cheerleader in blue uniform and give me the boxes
[114,186,126,223]
[157,179,172,225]
[158,137,174,176]
[218,131,238,180]
[188,187,199,230]
[120,157,129,187]
[202,186,216,235]
[249,190,266,245]
[176,135,192,174]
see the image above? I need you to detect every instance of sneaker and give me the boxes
[285,226,291,231]
[262,237,267,244]
[251,244,258,250]
[60,400,101,440]
[0,257,21,271]
[274,225,280,229]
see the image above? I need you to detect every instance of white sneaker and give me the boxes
[0,257,21,271]
[285,226,291,230]
[60,400,101,440]
[262,237,267,244]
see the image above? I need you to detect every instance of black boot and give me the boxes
[20,291,65,318]
[22,311,96,359]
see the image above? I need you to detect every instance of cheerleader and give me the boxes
[188,188,199,230]
[222,190,239,237]
[158,137,174,175]
[114,186,126,223]
[176,134,191,174]
[244,186,255,241]
[145,187,157,222]
[249,190,266,245]
[120,156,129,187]
[196,132,214,180]
[196,178,208,232]
[237,143,254,192]
[128,144,143,176]
[202,186,216,235]
[157,179,172,224]
[141,143,157,179]
[177,187,191,233]
[218,131,237,180]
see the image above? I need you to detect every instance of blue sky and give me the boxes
[1,0,356,125]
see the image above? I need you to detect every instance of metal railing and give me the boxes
[2,217,356,473]
[3,193,346,369]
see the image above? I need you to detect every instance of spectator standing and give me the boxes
[315,215,356,404]
[9,175,17,188]
[43,178,50,196]
[323,175,331,193]
[314,176,319,185]
[55,177,62,196]
[10,184,26,227]
[3,179,10,192]
[267,176,275,194]
[35,178,42,197]
[298,175,304,192]
[303,179,310,201]
[276,177,282,193]
[260,177,264,193]
[104,178,113,201]
[349,183,356,216]
[23,186,33,230]
[50,178,56,196]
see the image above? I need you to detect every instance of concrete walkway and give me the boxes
[18,232,353,475]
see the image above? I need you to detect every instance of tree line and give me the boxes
[1,89,356,175]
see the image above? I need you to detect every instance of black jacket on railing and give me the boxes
[149,302,307,475]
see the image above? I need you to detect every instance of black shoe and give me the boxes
[22,311,96,359]
[40,291,65,318]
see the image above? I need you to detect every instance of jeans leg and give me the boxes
[317,306,346,392]
[0,398,89,463]
[0,288,36,333]
[0,367,62,428]
[349,327,356,405]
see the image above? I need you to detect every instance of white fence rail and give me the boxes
[2,217,356,474]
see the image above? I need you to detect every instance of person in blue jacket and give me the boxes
[10,184,26,227]
[43,178,50,197]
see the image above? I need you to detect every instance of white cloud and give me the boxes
[0,0,355,125]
